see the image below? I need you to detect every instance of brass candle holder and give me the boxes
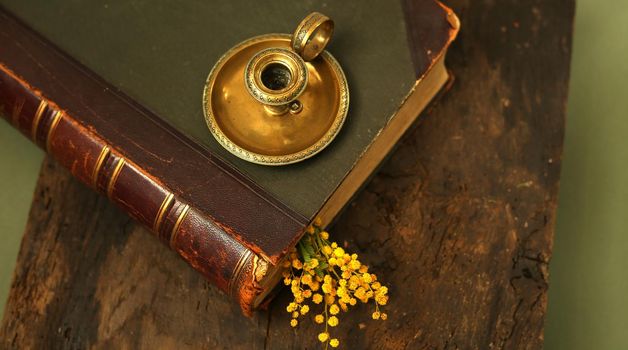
[202,12,349,166]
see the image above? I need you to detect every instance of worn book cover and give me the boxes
[0,0,458,313]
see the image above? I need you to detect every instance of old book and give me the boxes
[0,0,458,314]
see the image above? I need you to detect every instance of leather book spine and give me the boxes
[0,64,263,315]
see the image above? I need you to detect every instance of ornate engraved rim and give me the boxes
[202,34,349,166]
[244,48,308,106]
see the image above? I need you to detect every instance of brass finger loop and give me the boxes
[291,12,334,61]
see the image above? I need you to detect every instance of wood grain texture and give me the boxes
[0,0,574,348]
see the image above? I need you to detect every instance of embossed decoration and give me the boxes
[202,13,348,166]
[244,48,308,106]
[291,12,333,61]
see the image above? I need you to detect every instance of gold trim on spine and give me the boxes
[153,193,174,233]
[31,100,48,141]
[92,146,110,188]
[229,250,252,297]
[45,110,63,152]
[107,158,126,198]
[169,204,190,248]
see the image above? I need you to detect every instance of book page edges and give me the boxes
[316,54,449,226]
[314,2,459,226]
[251,56,450,310]
[253,5,460,307]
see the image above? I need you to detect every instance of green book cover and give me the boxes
[0,0,451,220]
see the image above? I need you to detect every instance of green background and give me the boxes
[544,0,628,348]
[1,0,627,348]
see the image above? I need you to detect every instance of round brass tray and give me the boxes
[202,34,349,166]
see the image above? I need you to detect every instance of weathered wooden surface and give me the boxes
[0,0,574,348]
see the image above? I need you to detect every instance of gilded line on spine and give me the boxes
[45,110,63,152]
[31,100,47,141]
[229,250,252,297]
[92,146,110,189]
[154,193,174,233]
[107,158,126,198]
[169,204,190,248]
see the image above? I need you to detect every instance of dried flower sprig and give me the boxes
[282,218,389,348]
